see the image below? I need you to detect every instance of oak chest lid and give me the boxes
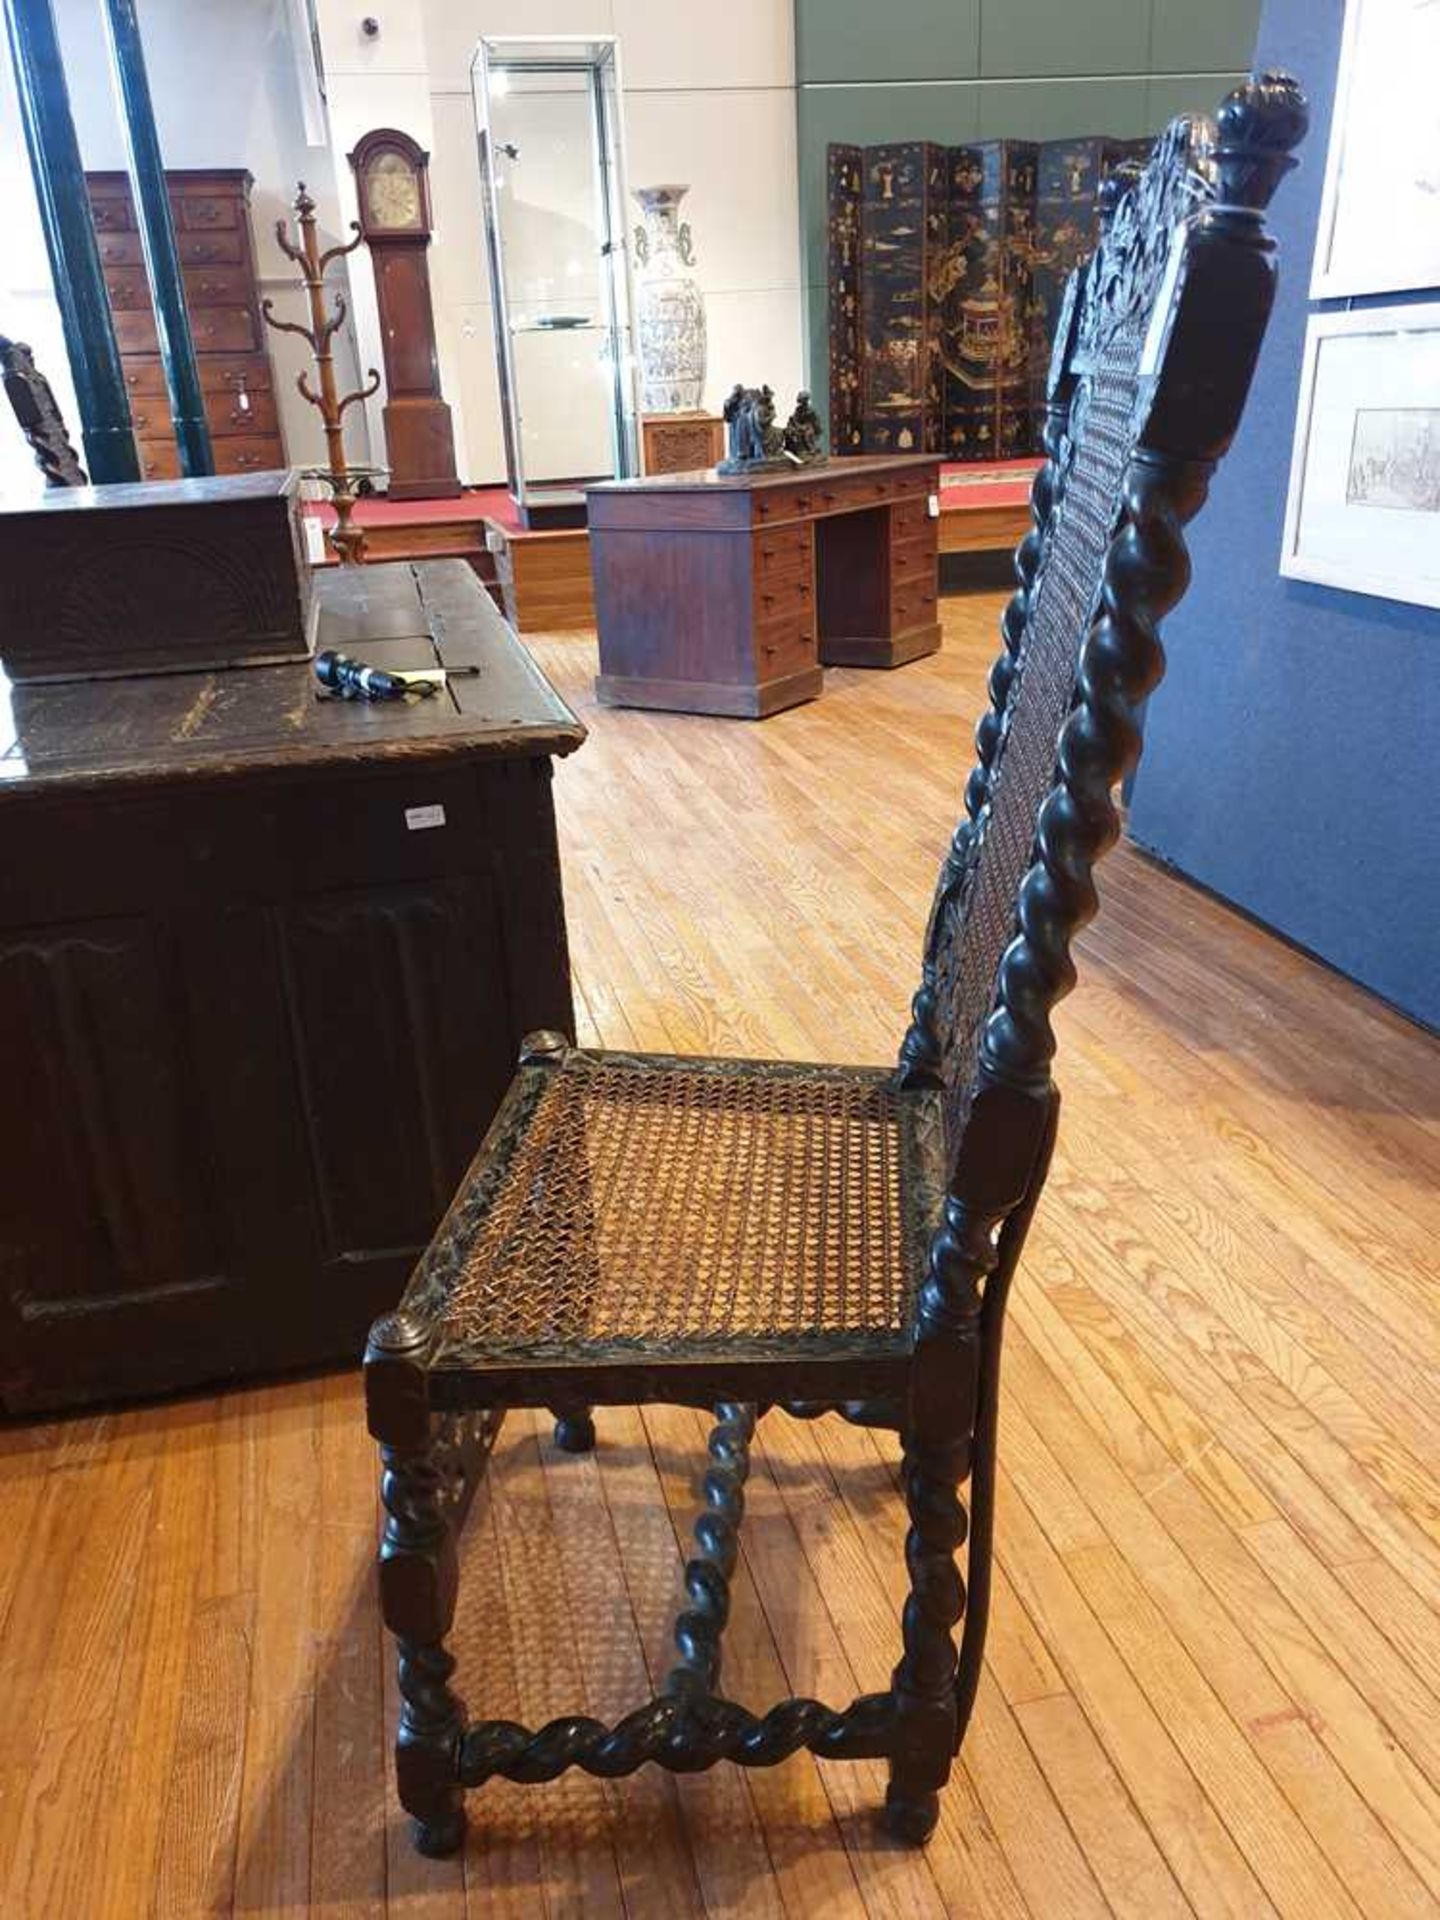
[7,469,298,518]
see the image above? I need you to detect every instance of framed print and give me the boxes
[1310,0,1440,297]
[1280,303,1440,608]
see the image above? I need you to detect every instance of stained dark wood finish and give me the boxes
[0,333,86,486]
[367,74,1308,1860]
[86,168,287,480]
[0,560,583,1413]
[349,130,462,503]
[0,471,313,682]
[586,453,942,716]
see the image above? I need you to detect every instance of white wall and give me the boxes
[319,0,804,482]
[0,0,370,499]
[0,0,802,495]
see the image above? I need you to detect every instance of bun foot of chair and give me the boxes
[553,1411,596,1454]
[412,1808,467,1858]
[884,1784,940,1845]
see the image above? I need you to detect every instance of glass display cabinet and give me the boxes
[472,36,641,529]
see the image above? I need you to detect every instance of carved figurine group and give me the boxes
[719,383,824,473]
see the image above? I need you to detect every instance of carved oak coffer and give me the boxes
[0,559,584,1412]
[0,470,314,683]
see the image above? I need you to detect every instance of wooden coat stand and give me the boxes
[263,183,379,564]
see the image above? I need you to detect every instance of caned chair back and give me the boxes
[899,77,1307,1211]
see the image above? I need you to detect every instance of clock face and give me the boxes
[365,151,421,230]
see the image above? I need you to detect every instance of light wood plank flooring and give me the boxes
[1,596,1436,1919]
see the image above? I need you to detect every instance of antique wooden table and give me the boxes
[587,453,942,718]
[0,560,584,1412]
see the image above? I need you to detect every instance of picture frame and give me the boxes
[1310,0,1440,298]
[1280,303,1440,608]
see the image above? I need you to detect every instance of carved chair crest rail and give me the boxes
[364,73,1309,1858]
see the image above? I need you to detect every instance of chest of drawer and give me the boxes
[198,353,274,397]
[183,264,252,308]
[114,308,159,355]
[179,230,244,268]
[189,307,260,354]
[180,193,239,231]
[97,230,143,267]
[121,357,167,398]
[212,435,286,476]
[104,266,153,312]
[137,438,182,482]
[205,389,279,438]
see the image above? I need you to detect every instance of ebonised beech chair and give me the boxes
[365,73,1308,1859]
[0,336,87,487]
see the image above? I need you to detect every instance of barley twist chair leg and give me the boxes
[367,1313,469,1857]
[885,1428,968,1842]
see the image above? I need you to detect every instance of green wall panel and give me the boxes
[795,0,980,84]
[797,81,982,298]
[979,0,1151,78]
[1151,0,1260,73]
[795,0,1265,422]
[1145,71,1249,126]
[973,77,1150,140]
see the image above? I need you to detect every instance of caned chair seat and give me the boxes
[405,1043,948,1395]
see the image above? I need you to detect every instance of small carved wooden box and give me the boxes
[0,470,315,683]
[641,411,725,475]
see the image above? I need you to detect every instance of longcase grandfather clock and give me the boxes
[349,128,462,500]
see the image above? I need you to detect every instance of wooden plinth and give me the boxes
[486,519,595,632]
[819,622,943,669]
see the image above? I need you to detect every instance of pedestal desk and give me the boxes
[587,453,942,718]
[0,560,583,1412]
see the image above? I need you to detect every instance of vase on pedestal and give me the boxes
[633,184,706,413]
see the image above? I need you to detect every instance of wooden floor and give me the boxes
[2,597,1437,1919]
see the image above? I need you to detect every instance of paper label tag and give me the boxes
[302,516,326,564]
[928,492,940,518]
[405,804,447,832]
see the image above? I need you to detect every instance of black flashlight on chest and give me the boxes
[314,649,441,700]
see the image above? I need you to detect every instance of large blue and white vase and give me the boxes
[633,184,707,412]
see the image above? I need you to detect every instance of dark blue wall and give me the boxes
[1127,0,1440,1029]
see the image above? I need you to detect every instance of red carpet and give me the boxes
[305,460,1039,536]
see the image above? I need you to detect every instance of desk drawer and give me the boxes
[891,495,931,541]
[754,571,814,624]
[892,529,937,586]
[752,523,811,582]
[891,578,939,632]
[754,615,817,682]
[752,488,814,525]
